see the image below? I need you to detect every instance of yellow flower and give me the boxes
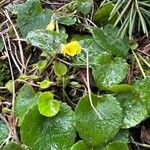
[63,41,81,56]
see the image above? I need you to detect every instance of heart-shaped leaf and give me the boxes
[75,94,123,147]
[21,103,76,150]
[38,92,60,117]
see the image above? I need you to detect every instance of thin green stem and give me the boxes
[84,48,103,119]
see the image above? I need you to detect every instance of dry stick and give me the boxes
[6,33,22,74]
[137,53,150,68]
[132,50,146,78]
[24,54,32,75]
[130,136,140,150]
[11,42,25,69]
[0,87,6,90]
[132,142,150,149]
[1,34,15,113]
[84,49,103,120]
[4,10,25,74]
[1,34,19,142]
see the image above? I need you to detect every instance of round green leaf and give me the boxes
[38,79,54,89]
[116,93,148,128]
[77,0,93,15]
[92,54,128,90]
[21,103,76,150]
[71,140,91,150]
[0,120,9,144]
[54,62,67,77]
[75,94,123,147]
[106,141,129,150]
[38,92,60,117]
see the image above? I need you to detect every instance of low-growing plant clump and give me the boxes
[0,0,150,150]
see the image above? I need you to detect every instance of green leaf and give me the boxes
[38,79,54,89]
[0,120,9,145]
[106,141,129,150]
[116,93,148,128]
[130,39,138,50]
[71,140,91,150]
[26,30,66,53]
[75,94,123,147]
[2,107,11,113]
[57,16,77,26]
[92,25,130,57]
[134,77,150,116]
[20,103,76,150]
[35,59,48,73]
[2,141,22,150]
[92,53,128,90]
[0,38,4,52]
[10,0,53,37]
[93,3,118,26]
[108,84,137,94]
[134,77,150,102]
[54,62,67,77]
[14,84,40,125]
[38,92,60,117]
[113,130,129,143]
[77,0,93,15]
[73,37,104,65]
[5,80,13,93]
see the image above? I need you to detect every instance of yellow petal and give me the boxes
[63,41,81,56]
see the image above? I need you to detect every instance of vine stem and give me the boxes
[84,48,103,120]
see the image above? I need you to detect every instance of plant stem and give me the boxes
[84,48,103,119]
